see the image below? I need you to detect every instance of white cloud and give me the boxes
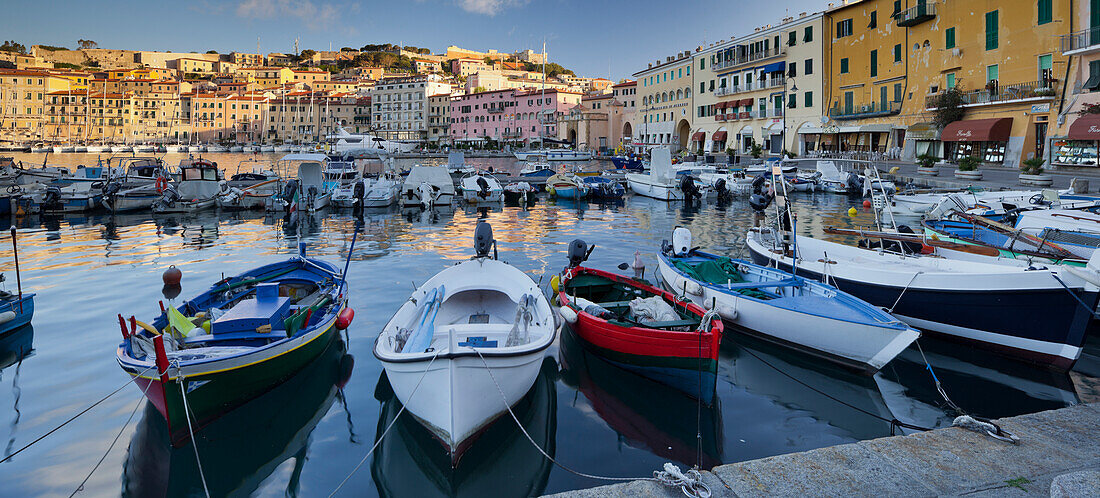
[236,0,351,30]
[456,0,526,16]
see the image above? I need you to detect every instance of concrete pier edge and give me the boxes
[543,402,1100,497]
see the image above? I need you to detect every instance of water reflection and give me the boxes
[1,325,33,462]
[558,327,724,469]
[370,359,557,498]
[121,336,352,497]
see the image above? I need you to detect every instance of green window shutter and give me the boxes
[789,31,796,46]
[789,93,797,108]
[870,50,878,77]
[947,73,956,88]
[804,26,813,42]
[841,58,849,73]
[946,27,955,49]
[985,11,999,50]
[987,64,999,82]
[805,91,812,108]
[1039,54,1052,71]
[880,86,888,111]
[1038,0,1052,25]
[894,44,902,62]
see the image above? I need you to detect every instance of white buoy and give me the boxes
[559,305,578,324]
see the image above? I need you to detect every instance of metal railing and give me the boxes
[1061,26,1100,54]
[828,100,902,119]
[487,106,504,114]
[924,79,1057,108]
[894,2,936,27]
[712,77,785,97]
[712,46,786,71]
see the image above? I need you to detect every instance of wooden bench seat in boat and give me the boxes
[639,319,699,329]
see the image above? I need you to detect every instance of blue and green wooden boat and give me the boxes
[116,250,355,446]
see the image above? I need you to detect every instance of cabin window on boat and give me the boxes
[1053,140,1100,166]
[946,141,1006,163]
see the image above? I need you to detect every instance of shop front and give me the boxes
[1053,114,1100,167]
[941,118,1013,163]
[737,125,754,153]
[906,122,941,159]
[712,129,728,154]
[796,122,822,154]
[691,131,706,153]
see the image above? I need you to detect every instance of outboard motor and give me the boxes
[679,175,701,201]
[751,174,767,195]
[845,172,863,194]
[42,186,62,211]
[353,179,365,206]
[100,180,122,210]
[672,227,692,256]
[566,238,594,268]
[476,176,491,199]
[749,192,773,212]
[474,221,496,258]
[417,182,435,210]
[281,179,299,212]
[714,178,731,201]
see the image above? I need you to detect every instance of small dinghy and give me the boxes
[401,165,455,209]
[583,176,625,201]
[459,171,504,203]
[374,222,556,461]
[555,239,722,403]
[503,182,537,205]
[545,172,589,200]
[657,227,919,373]
[0,231,34,336]
[116,244,356,445]
[626,149,710,201]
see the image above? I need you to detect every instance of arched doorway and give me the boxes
[676,119,691,152]
[622,121,633,145]
[567,128,578,146]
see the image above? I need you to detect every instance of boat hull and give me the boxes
[746,237,1097,370]
[0,295,35,336]
[626,175,687,201]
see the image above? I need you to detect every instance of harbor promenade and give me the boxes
[544,402,1100,497]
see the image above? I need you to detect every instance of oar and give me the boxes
[9,228,23,313]
[240,178,279,193]
[961,213,1073,258]
[824,226,1001,257]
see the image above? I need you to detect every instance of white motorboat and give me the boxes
[1013,209,1100,258]
[332,174,401,208]
[625,148,710,201]
[164,145,181,154]
[216,160,281,210]
[459,171,503,203]
[207,145,229,153]
[134,144,155,153]
[274,145,291,152]
[99,183,161,212]
[259,145,275,152]
[322,127,418,154]
[152,159,222,213]
[401,166,455,209]
[29,143,50,153]
[20,182,100,213]
[229,145,244,153]
[446,151,474,175]
[658,228,920,373]
[111,145,132,153]
[519,155,553,177]
[745,227,1100,370]
[697,171,754,199]
[85,144,107,154]
[374,222,556,460]
[815,160,859,194]
[514,149,591,161]
[272,153,331,213]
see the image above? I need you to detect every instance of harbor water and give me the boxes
[0,153,1095,496]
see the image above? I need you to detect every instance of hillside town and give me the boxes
[0,0,1098,171]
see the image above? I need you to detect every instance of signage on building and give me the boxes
[1031,103,1051,113]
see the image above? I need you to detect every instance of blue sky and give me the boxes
[3,0,824,80]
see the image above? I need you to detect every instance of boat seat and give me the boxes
[640,318,699,329]
[596,300,633,309]
[211,283,291,334]
[719,278,800,290]
[181,330,277,346]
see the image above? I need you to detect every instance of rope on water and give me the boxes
[174,362,211,498]
[914,342,1019,444]
[0,364,157,465]
[472,348,712,497]
[70,370,156,496]
[328,349,441,498]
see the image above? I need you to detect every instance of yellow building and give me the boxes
[1048,1,1100,169]
[291,69,330,85]
[0,70,76,142]
[633,51,695,150]
[309,80,357,93]
[822,0,909,154]
[178,58,216,75]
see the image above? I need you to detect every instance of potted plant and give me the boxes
[916,153,938,176]
[725,147,736,165]
[954,155,983,180]
[1019,157,1053,186]
[750,140,763,160]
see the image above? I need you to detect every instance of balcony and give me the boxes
[502,130,522,138]
[828,101,902,120]
[714,114,727,122]
[767,108,784,118]
[712,46,786,71]
[487,105,504,114]
[894,2,935,27]
[1061,27,1100,55]
[924,80,1057,109]
[715,86,737,97]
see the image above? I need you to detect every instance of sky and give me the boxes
[2,0,826,80]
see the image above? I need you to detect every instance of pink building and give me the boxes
[449,88,581,144]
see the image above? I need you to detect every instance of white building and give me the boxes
[369,74,450,141]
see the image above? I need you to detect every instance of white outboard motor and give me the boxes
[417,181,434,210]
[672,227,692,256]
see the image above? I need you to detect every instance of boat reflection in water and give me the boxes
[121,336,353,497]
[558,327,724,469]
[370,358,557,498]
[723,333,1080,442]
[1,325,33,461]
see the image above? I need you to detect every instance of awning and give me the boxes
[839,126,860,133]
[760,61,786,74]
[1068,114,1100,140]
[907,122,939,140]
[717,101,729,109]
[798,123,824,134]
[691,131,706,141]
[859,124,893,133]
[739,98,755,106]
[766,122,784,132]
[942,118,1013,142]
[712,131,728,141]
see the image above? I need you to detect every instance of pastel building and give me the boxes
[448,88,581,144]
[633,51,696,150]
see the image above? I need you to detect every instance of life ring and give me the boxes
[155,176,168,193]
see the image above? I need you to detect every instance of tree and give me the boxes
[340,47,357,52]
[472,86,488,94]
[0,40,25,53]
[930,86,965,130]
[77,39,98,50]
[483,56,494,65]
[205,50,218,54]
[299,49,317,61]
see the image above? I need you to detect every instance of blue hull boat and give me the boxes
[609,156,644,170]
[0,293,35,337]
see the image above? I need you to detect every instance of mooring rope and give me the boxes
[174,362,211,498]
[328,349,441,497]
[913,342,1019,444]
[0,364,157,465]
[472,349,712,497]
[69,371,156,496]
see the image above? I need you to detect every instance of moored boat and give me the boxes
[503,181,537,205]
[625,149,708,201]
[0,232,34,336]
[458,171,503,203]
[545,172,589,200]
[657,227,919,373]
[556,240,722,403]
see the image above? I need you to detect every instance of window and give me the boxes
[893,83,903,102]
[788,93,797,109]
[945,27,956,50]
[870,50,878,77]
[699,58,705,70]
[1038,0,1052,24]
[788,62,797,77]
[894,44,902,62]
[837,19,853,38]
[987,64,999,83]
[947,73,956,89]
[892,0,902,15]
[843,91,854,113]
[840,58,849,74]
[985,11,999,50]
[804,91,813,108]
[788,31,796,46]
[804,26,813,42]
[1040,54,1053,82]
[1085,60,1100,91]
[868,11,877,29]
[700,82,705,94]
[678,68,683,78]
[805,59,814,75]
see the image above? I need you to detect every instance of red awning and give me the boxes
[941,118,1013,142]
[1068,114,1100,140]
[712,131,728,141]
[717,101,729,109]
[738,98,755,106]
[691,131,705,141]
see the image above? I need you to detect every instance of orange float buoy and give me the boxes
[863,200,872,208]
[162,265,182,285]
[336,307,355,330]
